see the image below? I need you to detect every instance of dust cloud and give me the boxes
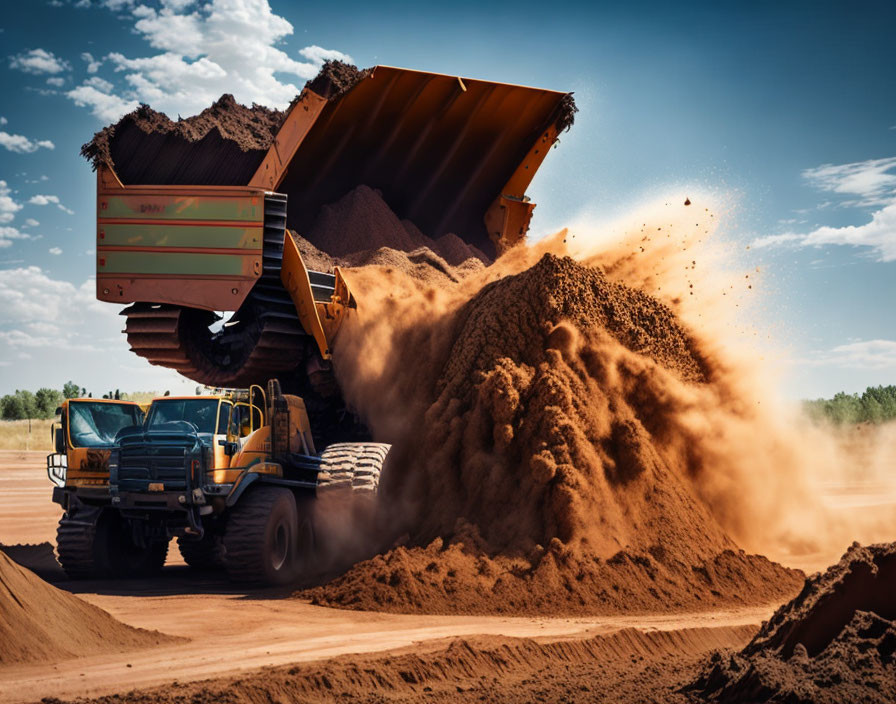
[300,194,894,614]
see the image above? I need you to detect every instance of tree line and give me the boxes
[802,385,896,425]
[0,382,126,421]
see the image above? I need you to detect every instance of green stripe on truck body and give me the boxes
[99,194,264,222]
[98,251,256,277]
[99,223,263,250]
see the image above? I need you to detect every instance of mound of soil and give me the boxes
[80,62,369,186]
[689,542,896,703]
[39,625,754,704]
[0,551,176,665]
[344,246,482,286]
[81,95,285,185]
[300,254,803,614]
[291,231,338,273]
[0,541,63,580]
[303,60,369,100]
[307,185,491,266]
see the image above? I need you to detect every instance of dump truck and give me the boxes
[91,65,575,441]
[51,381,387,584]
[47,398,148,577]
[71,64,571,582]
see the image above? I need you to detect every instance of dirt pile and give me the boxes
[308,185,490,266]
[0,551,176,665]
[689,542,896,704]
[38,625,753,704]
[81,95,285,185]
[300,253,803,614]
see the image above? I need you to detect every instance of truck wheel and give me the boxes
[224,486,298,585]
[317,442,390,497]
[111,534,169,578]
[56,506,112,579]
[177,532,226,570]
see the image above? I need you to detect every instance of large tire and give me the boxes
[56,506,112,579]
[224,486,298,585]
[56,508,167,579]
[110,529,168,579]
[177,532,226,570]
[316,442,389,497]
[313,443,389,569]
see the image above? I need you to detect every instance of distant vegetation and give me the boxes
[0,382,174,421]
[803,385,896,425]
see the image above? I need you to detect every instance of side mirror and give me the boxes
[54,427,65,454]
[218,439,239,457]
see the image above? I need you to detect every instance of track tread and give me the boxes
[56,513,104,579]
[317,442,390,496]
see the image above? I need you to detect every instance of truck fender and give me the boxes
[226,471,261,507]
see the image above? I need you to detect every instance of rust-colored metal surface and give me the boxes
[277,66,570,257]
[96,165,265,310]
[280,231,354,359]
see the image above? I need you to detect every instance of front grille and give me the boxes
[115,430,201,493]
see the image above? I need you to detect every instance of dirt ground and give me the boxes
[1,450,893,703]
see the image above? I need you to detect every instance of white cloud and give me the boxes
[84,76,114,92]
[46,77,66,87]
[0,131,56,153]
[0,267,111,348]
[67,0,353,121]
[806,340,896,370]
[23,218,39,227]
[0,226,34,248]
[753,198,896,262]
[9,48,71,75]
[750,232,805,250]
[0,117,6,125]
[756,155,896,262]
[28,194,74,214]
[81,52,103,74]
[0,181,22,224]
[298,45,353,65]
[48,247,63,255]
[67,84,139,122]
[802,156,896,208]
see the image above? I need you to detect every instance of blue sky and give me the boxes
[0,0,894,398]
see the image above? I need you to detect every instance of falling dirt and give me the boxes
[0,551,177,666]
[299,244,805,615]
[689,541,896,704]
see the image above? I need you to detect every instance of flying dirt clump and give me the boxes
[689,541,896,704]
[0,551,177,665]
[300,253,803,614]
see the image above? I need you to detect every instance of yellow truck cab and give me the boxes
[48,398,144,509]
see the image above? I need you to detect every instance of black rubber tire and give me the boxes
[56,506,112,580]
[316,442,389,497]
[177,532,226,570]
[111,532,168,579]
[224,486,298,585]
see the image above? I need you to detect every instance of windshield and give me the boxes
[147,399,220,434]
[68,402,141,448]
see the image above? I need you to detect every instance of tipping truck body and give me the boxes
[53,381,388,584]
[92,66,574,427]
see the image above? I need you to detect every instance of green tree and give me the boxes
[1,394,25,420]
[62,381,81,399]
[14,390,37,419]
[34,388,64,419]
